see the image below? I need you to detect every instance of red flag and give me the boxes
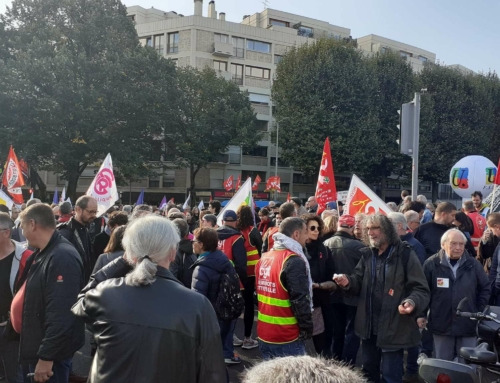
[287,192,291,202]
[265,176,281,192]
[252,175,261,191]
[495,158,500,185]
[223,175,233,191]
[2,146,25,204]
[344,175,392,216]
[168,197,175,204]
[235,174,241,191]
[314,138,337,215]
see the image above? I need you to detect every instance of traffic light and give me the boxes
[397,102,416,156]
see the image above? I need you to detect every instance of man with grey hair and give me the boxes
[13,204,84,382]
[72,215,226,382]
[387,201,398,212]
[122,205,132,215]
[255,217,313,359]
[242,355,366,383]
[404,210,421,233]
[389,212,426,265]
[58,201,73,223]
[420,229,490,364]
[58,195,98,282]
[334,213,429,383]
[0,213,33,382]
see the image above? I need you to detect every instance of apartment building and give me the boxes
[37,1,437,204]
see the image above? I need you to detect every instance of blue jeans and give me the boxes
[420,328,434,357]
[406,345,419,375]
[362,335,404,383]
[24,358,72,383]
[218,319,236,359]
[259,339,306,360]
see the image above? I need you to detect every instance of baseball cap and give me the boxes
[222,210,237,222]
[327,201,337,210]
[339,214,355,228]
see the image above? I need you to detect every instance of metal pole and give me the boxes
[411,92,420,199]
[275,122,279,200]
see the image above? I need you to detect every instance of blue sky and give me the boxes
[1,0,498,74]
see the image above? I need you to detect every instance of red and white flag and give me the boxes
[252,175,261,191]
[287,192,291,202]
[495,158,500,186]
[344,175,392,216]
[235,174,242,191]
[2,146,25,204]
[315,138,337,215]
[223,175,234,191]
[265,176,281,192]
[86,153,119,216]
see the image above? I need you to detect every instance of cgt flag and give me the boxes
[252,175,261,191]
[2,146,26,204]
[86,153,119,217]
[235,174,242,191]
[223,175,234,191]
[315,138,337,215]
[344,175,392,216]
[265,176,281,192]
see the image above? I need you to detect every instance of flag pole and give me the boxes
[492,184,498,213]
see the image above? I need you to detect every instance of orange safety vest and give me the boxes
[218,234,244,289]
[255,249,300,344]
[240,227,260,277]
[467,211,487,250]
[264,226,279,251]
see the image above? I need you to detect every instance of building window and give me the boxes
[274,55,283,64]
[293,173,315,184]
[214,60,228,71]
[245,66,271,80]
[247,39,271,54]
[154,34,164,55]
[149,178,160,188]
[215,33,229,43]
[233,37,245,58]
[244,146,268,157]
[270,157,288,167]
[231,63,244,85]
[254,121,268,131]
[419,56,428,63]
[163,170,175,187]
[270,19,289,28]
[168,32,179,53]
[146,37,153,47]
[400,51,412,58]
[127,15,136,22]
[297,26,314,37]
[381,47,388,53]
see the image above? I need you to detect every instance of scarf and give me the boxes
[272,232,313,311]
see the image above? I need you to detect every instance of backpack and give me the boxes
[214,267,245,321]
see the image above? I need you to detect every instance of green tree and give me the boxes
[169,66,259,204]
[0,0,179,200]
[271,38,380,181]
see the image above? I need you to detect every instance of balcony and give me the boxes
[213,41,233,57]
[215,70,232,81]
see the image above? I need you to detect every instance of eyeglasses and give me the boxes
[309,225,319,232]
[366,226,381,231]
[84,208,98,215]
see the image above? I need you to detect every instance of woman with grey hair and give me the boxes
[72,215,226,383]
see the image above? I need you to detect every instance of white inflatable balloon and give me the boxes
[449,155,497,199]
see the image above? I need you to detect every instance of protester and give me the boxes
[486,213,500,304]
[389,212,426,265]
[471,191,490,217]
[324,214,366,363]
[202,214,217,228]
[185,211,197,232]
[257,208,274,235]
[256,217,313,359]
[13,204,85,382]
[169,218,197,289]
[306,196,318,213]
[334,214,429,383]
[217,210,247,286]
[241,355,366,383]
[301,214,335,355]
[57,196,98,283]
[92,225,126,273]
[320,214,338,242]
[236,206,262,350]
[417,195,433,224]
[262,202,296,252]
[387,202,398,212]
[0,213,32,383]
[353,213,369,246]
[399,195,412,212]
[463,200,487,253]
[72,216,226,382]
[420,229,490,364]
[337,201,344,216]
[192,206,200,221]
[291,197,307,217]
[57,201,73,223]
[122,205,132,216]
[208,200,222,216]
[91,211,128,267]
[404,210,421,233]
[453,212,477,257]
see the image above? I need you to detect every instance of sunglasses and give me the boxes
[309,225,319,232]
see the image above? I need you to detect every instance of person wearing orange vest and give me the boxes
[256,217,313,360]
[463,200,487,252]
[235,206,263,350]
[262,202,297,253]
[217,210,247,285]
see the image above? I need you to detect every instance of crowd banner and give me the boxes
[344,175,392,216]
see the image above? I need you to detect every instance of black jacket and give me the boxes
[18,232,85,364]
[58,218,93,282]
[216,226,247,285]
[324,231,368,306]
[72,258,226,383]
[345,240,430,349]
[305,240,335,307]
[423,250,490,337]
[191,250,232,307]
[169,239,198,288]
[92,250,125,274]
[413,221,450,259]
[91,231,110,267]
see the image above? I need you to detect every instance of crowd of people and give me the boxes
[0,189,499,383]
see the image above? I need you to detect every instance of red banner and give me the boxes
[235,174,241,191]
[213,191,269,199]
[2,146,25,204]
[223,175,233,191]
[315,138,337,215]
[495,158,500,185]
[265,176,281,192]
[252,175,261,191]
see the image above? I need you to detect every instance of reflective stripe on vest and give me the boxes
[241,227,260,277]
[256,249,300,344]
